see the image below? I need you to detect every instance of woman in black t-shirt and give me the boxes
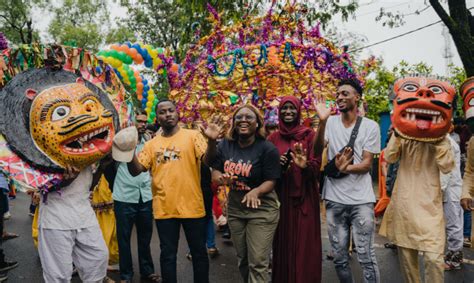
[211,104,281,283]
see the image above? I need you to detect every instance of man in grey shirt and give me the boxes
[314,78,380,283]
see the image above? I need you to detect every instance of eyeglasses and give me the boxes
[235,114,257,121]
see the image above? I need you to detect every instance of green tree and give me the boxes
[48,0,109,50]
[0,0,43,45]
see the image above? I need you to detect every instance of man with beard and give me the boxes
[113,99,224,283]
[314,79,381,282]
[106,109,160,283]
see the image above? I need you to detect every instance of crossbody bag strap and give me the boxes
[347,116,363,148]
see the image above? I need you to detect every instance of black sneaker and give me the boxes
[0,261,18,273]
[0,273,7,282]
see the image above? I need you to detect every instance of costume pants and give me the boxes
[114,199,154,280]
[228,211,279,283]
[326,201,380,283]
[38,225,108,283]
[443,201,464,252]
[397,246,443,283]
[155,217,209,283]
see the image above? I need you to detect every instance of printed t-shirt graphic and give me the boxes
[212,138,281,215]
[138,128,207,219]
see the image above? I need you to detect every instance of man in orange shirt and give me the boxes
[113,99,224,283]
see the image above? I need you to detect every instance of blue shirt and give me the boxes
[112,140,152,203]
[0,173,8,191]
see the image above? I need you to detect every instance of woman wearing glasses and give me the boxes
[211,104,281,283]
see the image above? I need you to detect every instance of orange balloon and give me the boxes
[110,44,120,51]
[128,48,138,57]
[134,53,144,64]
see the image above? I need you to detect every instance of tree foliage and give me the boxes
[48,0,110,50]
[0,0,43,45]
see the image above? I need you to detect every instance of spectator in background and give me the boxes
[441,128,464,271]
[0,173,18,282]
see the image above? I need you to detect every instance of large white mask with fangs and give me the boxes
[391,76,455,142]
[28,78,116,170]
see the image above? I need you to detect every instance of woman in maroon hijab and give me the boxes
[268,96,322,283]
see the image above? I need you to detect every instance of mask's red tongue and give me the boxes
[416,119,431,130]
[90,139,112,153]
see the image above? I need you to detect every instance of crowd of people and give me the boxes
[0,77,472,283]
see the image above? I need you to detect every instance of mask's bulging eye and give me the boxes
[429,86,443,94]
[403,84,418,92]
[83,99,97,105]
[52,106,71,121]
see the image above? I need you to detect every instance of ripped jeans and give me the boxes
[326,201,380,283]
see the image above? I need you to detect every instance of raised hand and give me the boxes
[63,164,80,181]
[290,143,308,169]
[200,115,225,140]
[314,100,331,122]
[335,147,353,173]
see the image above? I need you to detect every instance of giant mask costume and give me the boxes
[0,68,119,173]
[392,76,455,142]
[460,77,474,132]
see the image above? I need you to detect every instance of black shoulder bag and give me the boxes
[324,116,362,179]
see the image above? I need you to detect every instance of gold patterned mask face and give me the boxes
[29,82,115,169]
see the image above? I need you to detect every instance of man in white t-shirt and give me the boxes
[38,165,109,283]
[314,78,381,283]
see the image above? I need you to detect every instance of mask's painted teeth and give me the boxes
[403,109,444,124]
[64,125,111,152]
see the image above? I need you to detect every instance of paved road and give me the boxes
[2,192,474,282]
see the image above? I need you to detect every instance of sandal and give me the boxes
[141,273,162,283]
[2,232,18,241]
[384,242,397,249]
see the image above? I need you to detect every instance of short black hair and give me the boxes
[154,98,176,112]
[338,78,363,96]
[135,109,147,116]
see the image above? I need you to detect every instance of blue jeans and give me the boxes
[114,200,155,280]
[326,201,380,283]
[156,217,209,283]
[464,210,472,238]
[206,216,216,248]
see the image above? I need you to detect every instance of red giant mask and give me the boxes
[392,76,455,142]
[460,77,474,133]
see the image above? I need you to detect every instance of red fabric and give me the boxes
[212,195,222,219]
[268,114,322,283]
[277,96,313,141]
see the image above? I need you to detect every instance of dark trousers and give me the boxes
[0,190,5,264]
[156,217,209,283]
[114,199,154,280]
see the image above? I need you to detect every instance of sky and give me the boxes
[33,0,472,77]
[332,0,473,76]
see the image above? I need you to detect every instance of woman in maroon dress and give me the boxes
[268,96,322,283]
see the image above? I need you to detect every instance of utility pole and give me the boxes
[442,25,453,77]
